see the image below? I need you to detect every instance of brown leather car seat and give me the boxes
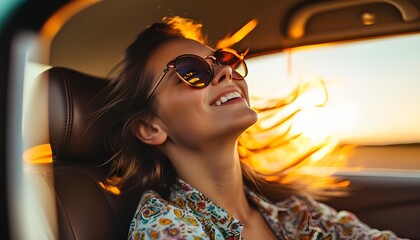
[40,67,142,240]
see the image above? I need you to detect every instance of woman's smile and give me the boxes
[211,89,244,106]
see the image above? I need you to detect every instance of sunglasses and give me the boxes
[145,48,248,101]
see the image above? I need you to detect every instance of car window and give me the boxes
[245,33,420,172]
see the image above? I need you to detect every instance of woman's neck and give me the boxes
[167,139,253,219]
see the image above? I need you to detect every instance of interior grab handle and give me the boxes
[287,0,420,39]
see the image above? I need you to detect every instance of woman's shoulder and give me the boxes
[128,190,208,240]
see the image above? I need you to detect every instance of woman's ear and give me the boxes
[135,119,167,145]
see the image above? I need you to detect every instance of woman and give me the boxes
[97,18,402,240]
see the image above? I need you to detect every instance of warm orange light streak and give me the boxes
[163,16,207,44]
[98,176,122,195]
[40,0,100,41]
[23,143,53,164]
[216,19,258,49]
[98,181,121,195]
[289,27,304,39]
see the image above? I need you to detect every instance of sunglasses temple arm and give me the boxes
[145,69,167,102]
[242,49,249,58]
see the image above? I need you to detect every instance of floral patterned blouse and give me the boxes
[128,179,403,240]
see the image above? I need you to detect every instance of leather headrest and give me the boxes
[43,67,111,164]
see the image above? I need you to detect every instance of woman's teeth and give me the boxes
[214,92,241,106]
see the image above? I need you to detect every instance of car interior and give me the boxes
[37,67,143,239]
[1,0,420,239]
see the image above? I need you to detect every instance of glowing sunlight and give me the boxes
[246,34,420,146]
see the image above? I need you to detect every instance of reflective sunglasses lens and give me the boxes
[215,51,247,79]
[175,56,212,88]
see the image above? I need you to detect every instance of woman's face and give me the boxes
[146,38,258,147]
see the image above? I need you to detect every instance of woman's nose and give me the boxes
[211,65,233,85]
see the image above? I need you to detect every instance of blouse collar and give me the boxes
[169,178,287,239]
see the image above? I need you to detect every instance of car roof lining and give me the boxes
[47,0,420,78]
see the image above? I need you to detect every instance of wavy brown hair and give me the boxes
[94,20,197,197]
